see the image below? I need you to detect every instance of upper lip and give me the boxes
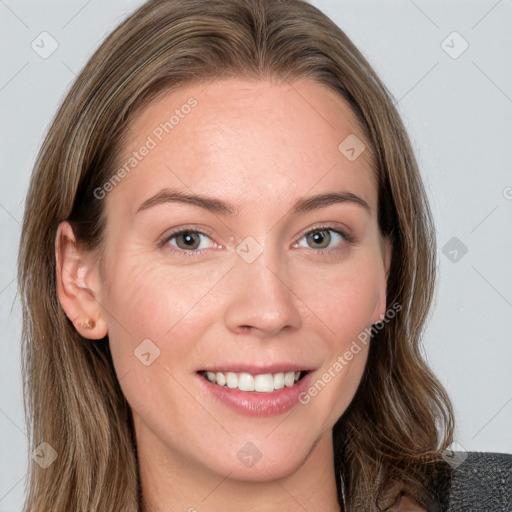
[198,363,315,374]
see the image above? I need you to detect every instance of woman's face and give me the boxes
[91,78,390,481]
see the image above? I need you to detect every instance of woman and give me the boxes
[18,0,454,510]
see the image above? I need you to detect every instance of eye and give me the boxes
[294,225,352,251]
[159,224,353,257]
[160,227,218,255]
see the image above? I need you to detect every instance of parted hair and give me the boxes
[18,0,454,510]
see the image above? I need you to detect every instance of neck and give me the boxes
[137,430,342,512]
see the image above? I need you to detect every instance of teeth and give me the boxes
[226,372,238,389]
[254,374,274,393]
[273,372,285,390]
[238,372,254,391]
[284,371,295,387]
[203,370,302,392]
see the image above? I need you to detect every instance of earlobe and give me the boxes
[55,221,108,340]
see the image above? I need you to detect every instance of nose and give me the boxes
[223,242,302,338]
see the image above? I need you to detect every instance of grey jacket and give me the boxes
[392,452,512,512]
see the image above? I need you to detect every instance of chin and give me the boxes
[201,432,321,482]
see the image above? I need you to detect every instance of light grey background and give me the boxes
[1,0,511,510]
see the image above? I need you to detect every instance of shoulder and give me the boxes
[446,451,512,510]
[392,452,512,512]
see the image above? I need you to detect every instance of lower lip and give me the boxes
[197,372,313,417]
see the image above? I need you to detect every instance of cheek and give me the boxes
[288,255,380,424]
[99,248,231,372]
[98,253,228,440]
[289,253,383,338]
[102,244,383,363]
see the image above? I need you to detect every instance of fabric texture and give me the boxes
[447,452,512,511]
[390,452,512,512]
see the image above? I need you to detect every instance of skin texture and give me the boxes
[56,78,391,511]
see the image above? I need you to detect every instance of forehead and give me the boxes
[109,77,377,218]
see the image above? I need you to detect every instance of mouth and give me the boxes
[196,366,315,416]
[198,369,309,393]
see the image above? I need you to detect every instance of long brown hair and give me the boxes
[18,0,454,510]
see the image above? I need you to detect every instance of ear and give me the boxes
[55,221,108,339]
[371,235,392,325]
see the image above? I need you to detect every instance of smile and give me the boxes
[196,367,314,416]
[199,370,304,392]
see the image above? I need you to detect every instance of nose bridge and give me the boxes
[223,235,302,335]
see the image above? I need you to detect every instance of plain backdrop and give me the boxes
[1,0,511,510]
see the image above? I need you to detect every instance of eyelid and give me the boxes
[157,225,221,251]
[158,222,354,256]
[295,222,354,245]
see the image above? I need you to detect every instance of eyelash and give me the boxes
[158,224,354,259]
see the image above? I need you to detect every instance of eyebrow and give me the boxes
[136,188,371,216]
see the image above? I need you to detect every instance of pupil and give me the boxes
[181,232,198,249]
[310,230,330,248]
